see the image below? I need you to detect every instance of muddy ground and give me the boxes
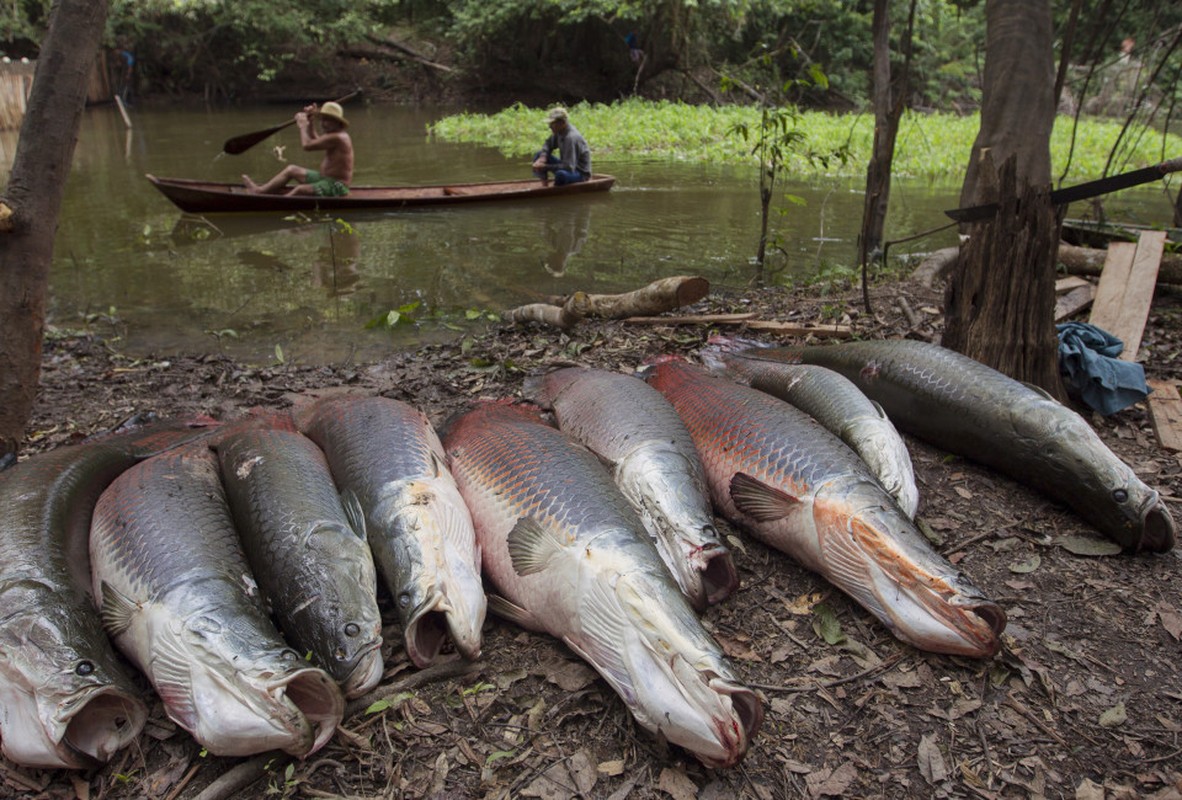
[4,274,1182,800]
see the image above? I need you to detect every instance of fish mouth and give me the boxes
[340,645,384,699]
[274,667,345,756]
[693,674,764,769]
[60,689,149,768]
[697,543,740,607]
[0,684,146,769]
[404,590,485,668]
[1138,498,1176,553]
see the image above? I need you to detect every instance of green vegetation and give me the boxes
[430,99,1182,185]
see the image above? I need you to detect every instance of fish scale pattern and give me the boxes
[91,445,267,612]
[445,403,644,537]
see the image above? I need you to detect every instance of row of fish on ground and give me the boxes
[0,338,1174,773]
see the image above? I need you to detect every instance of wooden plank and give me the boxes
[1088,230,1167,360]
[622,314,852,338]
[1055,275,1092,292]
[1054,284,1095,321]
[1147,379,1182,452]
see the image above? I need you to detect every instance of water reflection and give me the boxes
[314,225,363,297]
[540,202,592,277]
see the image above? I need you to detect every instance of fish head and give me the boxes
[0,596,146,769]
[604,577,762,768]
[298,520,385,697]
[147,610,342,758]
[1014,406,1175,552]
[388,481,488,668]
[828,508,1006,657]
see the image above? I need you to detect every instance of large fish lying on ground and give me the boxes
[90,444,344,758]
[648,361,1006,658]
[739,339,1176,553]
[296,396,486,668]
[441,401,762,768]
[216,427,384,699]
[526,367,739,610]
[0,417,216,769]
[700,338,919,519]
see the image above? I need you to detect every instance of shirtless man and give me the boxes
[243,101,354,196]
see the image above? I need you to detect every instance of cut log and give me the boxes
[1088,231,1166,360]
[1147,379,1182,452]
[547,276,710,319]
[504,295,586,330]
[1060,242,1182,285]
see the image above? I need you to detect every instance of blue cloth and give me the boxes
[532,152,587,186]
[1056,322,1150,415]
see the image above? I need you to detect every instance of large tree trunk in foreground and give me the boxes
[944,0,1066,401]
[0,0,109,458]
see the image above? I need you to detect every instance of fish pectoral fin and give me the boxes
[152,635,200,732]
[730,472,803,522]
[871,400,890,422]
[99,582,140,636]
[340,489,368,542]
[487,594,541,630]
[506,517,568,576]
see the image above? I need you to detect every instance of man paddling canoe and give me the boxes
[243,102,354,197]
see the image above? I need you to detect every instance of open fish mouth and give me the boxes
[1138,497,1176,553]
[695,541,740,607]
[693,674,764,769]
[1,685,146,770]
[886,585,1006,658]
[404,590,484,667]
[60,688,148,768]
[271,667,345,756]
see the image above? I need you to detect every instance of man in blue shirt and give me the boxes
[532,107,591,186]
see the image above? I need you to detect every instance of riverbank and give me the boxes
[11,274,1182,800]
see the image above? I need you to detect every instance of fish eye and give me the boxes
[75,660,95,676]
[345,623,360,637]
[1113,489,1129,503]
[398,593,411,608]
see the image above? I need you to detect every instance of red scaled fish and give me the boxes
[527,367,738,610]
[442,401,762,768]
[648,361,1006,658]
[0,417,217,769]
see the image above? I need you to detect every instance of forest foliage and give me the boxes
[1,0,1177,128]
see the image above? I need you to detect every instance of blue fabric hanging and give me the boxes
[1056,322,1150,415]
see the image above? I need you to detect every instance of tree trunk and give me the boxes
[859,0,913,311]
[0,0,110,458]
[944,0,1066,401]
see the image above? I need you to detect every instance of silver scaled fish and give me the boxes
[528,366,738,610]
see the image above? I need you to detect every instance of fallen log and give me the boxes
[504,294,586,330]
[623,314,853,339]
[912,243,1182,287]
[545,275,710,319]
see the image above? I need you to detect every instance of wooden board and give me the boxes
[622,314,852,338]
[1146,379,1182,452]
[1088,230,1167,360]
[1054,284,1095,321]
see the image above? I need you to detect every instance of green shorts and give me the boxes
[306,169,349,197]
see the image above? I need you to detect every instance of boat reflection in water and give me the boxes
[169,213,364,298]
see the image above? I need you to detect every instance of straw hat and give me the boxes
[317,101,349,128]
[545,106,569,124]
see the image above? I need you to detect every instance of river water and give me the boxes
[10,104,1174,364]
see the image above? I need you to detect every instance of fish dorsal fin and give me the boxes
[730,472,803,522]
[99,582,140,637]
[340,489,368,543]
[507,517,568,576]
[151,632,200,732]
[487,594,542,632]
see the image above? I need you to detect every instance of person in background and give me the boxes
[243,102,353,197]
[115,42,135,106]
[531,107,591,186]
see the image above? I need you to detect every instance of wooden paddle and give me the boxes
[221,89,361,155]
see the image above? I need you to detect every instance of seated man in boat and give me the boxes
[531,107,591,186]
[242,102,353,197]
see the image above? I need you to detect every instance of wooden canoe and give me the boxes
[146,173,616,213]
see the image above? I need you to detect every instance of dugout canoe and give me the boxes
[146,173,616,213]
